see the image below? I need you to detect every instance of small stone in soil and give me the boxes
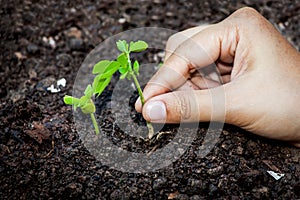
[27,43,39,54]
[208,184,218,196]
[153,177,167,189]
[69,38,83,50]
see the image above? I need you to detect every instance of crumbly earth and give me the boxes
[1,0,300,199]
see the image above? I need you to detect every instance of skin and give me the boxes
[135,7,300,147]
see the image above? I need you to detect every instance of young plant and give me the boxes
[64,84,99,134]
[63,40,155,138]
[63,59,120,135]
[115,40,155,138]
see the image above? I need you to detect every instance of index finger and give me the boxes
[136,22,236,112]
[164,24,212,61]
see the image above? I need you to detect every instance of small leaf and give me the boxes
[97,72,113,79]
[103,61,120,75]
[81,101,96,114]
[94,76,112,96]
[129,40,148,52]
[93,62,119,86]
[92,75,101,91]
[158,62,163,68]
[130,41,134,47]
[84,84,93,99]
[79,96,89,107]
[117,53,128,68]
[133,60,139,75]
[93,75,107,93]
[64,95,80,105]
[119,67,128,74]
[119,71,128,80]
[116,40,128,53]
[93,60,111,74]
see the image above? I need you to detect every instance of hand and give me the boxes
[135,7,300,147]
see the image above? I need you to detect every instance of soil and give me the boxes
[1,0,300,199]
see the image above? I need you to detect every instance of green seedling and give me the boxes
[63,40,155,138]
[115,40,155,138]
[64,84,99,134]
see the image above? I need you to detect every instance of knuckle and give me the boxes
[167,34,179,45]
[174,93,193,121]
[235,7,259,16]
[232,7,263,23]
[181,95,192,120]
[228,7,268,32]
[166,34,180,52]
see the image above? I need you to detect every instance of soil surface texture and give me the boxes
[1,0,300,199]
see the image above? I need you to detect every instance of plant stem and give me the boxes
[126,52,154,139]
[90,113,99,135]
[131,73,155,139]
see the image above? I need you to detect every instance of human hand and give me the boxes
[135,7,300,147]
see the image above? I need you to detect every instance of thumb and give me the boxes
[141,86,227,124]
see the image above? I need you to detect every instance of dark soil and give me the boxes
[1,0,300,199]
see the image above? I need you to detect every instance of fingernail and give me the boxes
[135,97,141,105]
[146,101,166,121]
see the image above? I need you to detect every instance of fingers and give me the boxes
[136,23,238,112]
[291,142,300,148]
[175,80,200,91]
[141,76,254,125]
[190,76,221,89]
[135,7,300,146]
[141,87,227,123]
[135,65,189,112]
[165,24,212,60]
[215,61,233,75]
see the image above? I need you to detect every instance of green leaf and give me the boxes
[119,67,128,74]
[103,61,120,75]
[81,101,96,114]
[79,96,89,107]
[94,76,112,96]
[158,62,163,68]
[84,84,93,99]
[92,60,118,96]
[116,40,128,53]
[92,75,103,91]
[129,41,134,49]
[92,75,100,90]
[93,60,111,74]
[119,71,128,80]
[117,53,128,68]
[64,95,80,105]
[93,60,120,76]
[129,40,148,52]
[133,60,139,75]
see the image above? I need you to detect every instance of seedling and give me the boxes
[63,40,155,138]
[114,40,155,138]
[64,84,99,134]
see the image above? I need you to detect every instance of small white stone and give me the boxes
[47,84,61,93]
[48,37,56,48]
[118,18,126,24]
[153,54,158,62]
[131,83,136,90]
[267,170,285,180]
[157,51,165,58]
[278,22,285,31]
[284,21,289,26]
[57,78,66,87]
[42,36,48,43]
[70,8,76,13]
